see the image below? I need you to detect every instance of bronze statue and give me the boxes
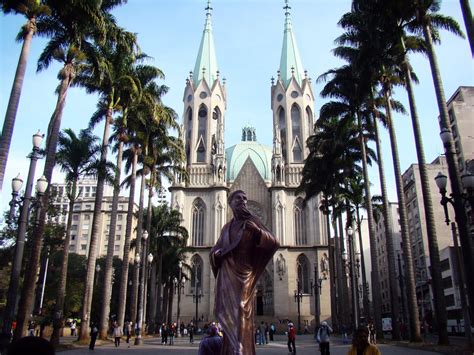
[210,190,279,355]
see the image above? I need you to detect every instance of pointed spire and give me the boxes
[279,0,304,88]
[193,0,219,87]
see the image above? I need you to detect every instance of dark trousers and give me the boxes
[287,338,296,354]
[114,337,121,347]
[319,341,330,355]
[89,335,97,350]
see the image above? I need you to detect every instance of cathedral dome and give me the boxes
[225,126,272,182]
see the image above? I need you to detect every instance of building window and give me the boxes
[73,215,79,221]
[81,244,87,251]
[71,235,76,240]
[294,198,306,245]
[84,214,91,220]
[192,199,205,246]
[117,214,123,221]
[85,204,92,210]
[442,276,453,289]
[116,235,121,240]
[291,104,302,162]
[117,225,122,231]
[82,234,88,239]
[191,254,203,289]
[440,258,450,272]
[278,107,287,161]
[197,105,207,163]
[297,255,310,294]
[114,245,120,251]
[445,294,455,307]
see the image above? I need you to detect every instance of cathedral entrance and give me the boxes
[255,268,274,316]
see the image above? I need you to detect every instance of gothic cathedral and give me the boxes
[170,1,331,330]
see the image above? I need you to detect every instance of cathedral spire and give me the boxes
[279,0,304,88]
[193,0,219,87]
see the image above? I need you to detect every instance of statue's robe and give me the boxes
[210,217,279,355]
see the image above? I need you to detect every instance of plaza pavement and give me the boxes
[58,334,448,354]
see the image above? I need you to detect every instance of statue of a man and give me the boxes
[210,190,279,355]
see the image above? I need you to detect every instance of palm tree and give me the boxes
[0,0,50,191]
[75,30,139,342]
[50,128,101,347]
[13,0,122,339]
[406,0,474,342]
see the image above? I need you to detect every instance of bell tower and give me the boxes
[271,0,315,187]
[182,0,227,187]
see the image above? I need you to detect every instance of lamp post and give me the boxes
[192,276,202,332]
[1,131,45,344]
[294,279,304,334]
[8,174,23,223]
[175,261,185,336]
[144,252,153,333]
[311,262,326,327]
[135,230,148,345]
[356,214,370,321]
[437,130,474,321]
[95,264,101,287]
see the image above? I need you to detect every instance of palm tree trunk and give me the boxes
[99,117,124,340]
[383,90,424,343]
[14,67,73,340]
[167,283,174,325]
[338,214,350,328]
[356,206,370,321]
[371,112,401,340]
[78,112,113,341]
[155,249,164,326]
[418,25,459,345]
[0,18,36,191]
[130,168,146,329]
[324,199,338,330]
[460,0,474,55]
[162,281,169,325]
[51,180,78,347]
[332,208,343,332]
[357,113,384,339]
[148,261,157,334]
[117,146,138,329]
[144,179,154,333]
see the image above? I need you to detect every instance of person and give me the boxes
[198,325,223,355]
[113,322,122,347]
[347,326,381,355]
[27,321,35,337]
[367,319,376,345]
[8,336,55,355]
[89,323,99,350]
[188,322,195,344]
[316,321,333,355]
[168,323,175,345]
[180,321,185,337]
[341,323,349,344]
[269,323,276,341]
[264,322,269,344]
[125,321,132,347]
[210,190,279,354]
[161,323,168,345]
[287,322,296,355]
[258,322,265,345]
[70,320,76,336]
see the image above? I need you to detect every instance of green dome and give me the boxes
[226,141,273,182]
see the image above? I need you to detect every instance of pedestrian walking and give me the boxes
[70,320,76,337]
[168,323,175,345]
[269,323,276,341]
[264,322,269,344]
[188,322,195,344]
[113,322,122,347]
[367,319,376,345]
[316,321,333,355]
[287,322,296,355]
[258,322,265,345]
[161,323,168,345]
[124,321,132,347]
[89,323,99,350]
[347,326,381,355]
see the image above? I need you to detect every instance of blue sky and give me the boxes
[0,0,473,214]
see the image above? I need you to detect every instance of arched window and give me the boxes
[192,198,205,246]
[197,105,207,162]
[291,104,302,162]
[186,108,192,165]
[294,198,306,245]
[278,107,287,160]
[306,106,313,135]
[297,254,310,293]
[277,203,284,243]
[191,254,203,290]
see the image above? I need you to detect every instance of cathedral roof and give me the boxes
[226,127,272,182]
[193,1,219,87]
[279,0,305,88]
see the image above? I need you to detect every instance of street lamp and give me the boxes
[1,131,46,344]
[8,174,23,223]
[294,279,304,334]
[135,230,149,345]
[311,262,326,327]
[192,277,202,332]
[437,129,474,321]
[175,261,184,335]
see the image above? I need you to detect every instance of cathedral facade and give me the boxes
[169,1,331,330]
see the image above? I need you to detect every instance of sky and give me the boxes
[0,0,473,216]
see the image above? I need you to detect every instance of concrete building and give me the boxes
[50,179,138,260]
[373,202,403,317]
[169,3,329,329]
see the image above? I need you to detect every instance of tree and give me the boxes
[14,0,127,339]
[0,0,50,191]
[50,128,101,346]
